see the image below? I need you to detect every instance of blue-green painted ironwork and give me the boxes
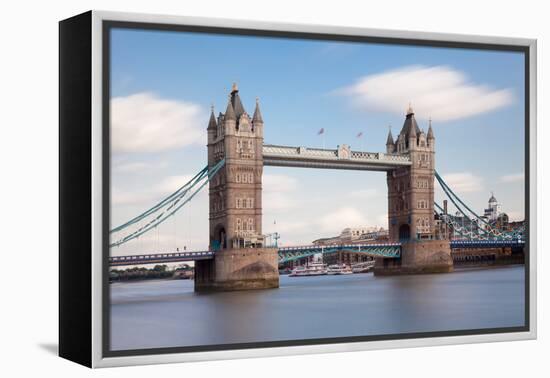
[434,171,524,241]
[110,159,225,248]
[278,243,401,264]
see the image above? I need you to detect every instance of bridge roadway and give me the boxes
[109,239,524,266]
[109,251,215,267]
[262,144,412,171]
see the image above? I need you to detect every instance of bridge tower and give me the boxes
[376,106,453,274]
[195,84,279,291]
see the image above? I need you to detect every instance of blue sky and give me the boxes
[109,28,525,256]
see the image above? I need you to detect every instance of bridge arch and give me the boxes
[398,224,411,241]
[212,224,227,251]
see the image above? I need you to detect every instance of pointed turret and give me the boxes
[252,98,263,124]
[409,117,417,138]
[207,105,217,130]
[230,83,246,119]
[386,126,395,154]
[427,118,434,140]
[386,127,394,145]
[224,95,236,121]
[399,103,421,142]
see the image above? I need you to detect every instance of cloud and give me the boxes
[506,211,525,222]
[337,65,514,121]
[110,227,209,256]
[441,172,484,193]
[350,188,378,199]
[263,174,298,192]
[155,175,196,194]
[317,207,370,234]
[263,174,299,212]
[111,188,155,207]
[113,161,167,173]
[111,92,204,154]
[500,173,524,183]
[112,174,203,206]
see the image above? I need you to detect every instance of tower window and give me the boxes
[248,218,254,232]
[236,218,242,231]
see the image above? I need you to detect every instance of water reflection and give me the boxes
[110,266,525,351]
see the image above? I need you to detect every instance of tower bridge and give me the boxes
[198,84,451,290]
[110,84,524,291]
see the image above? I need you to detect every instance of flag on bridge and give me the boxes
[317,128,325,135]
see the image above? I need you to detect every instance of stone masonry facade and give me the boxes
[196,84,279,291]
[376,106,453,274]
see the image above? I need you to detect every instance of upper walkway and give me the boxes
[262,144,411,171]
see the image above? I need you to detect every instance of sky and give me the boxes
[109,28,526,257]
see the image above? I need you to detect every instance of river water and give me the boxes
[110,266,525,351]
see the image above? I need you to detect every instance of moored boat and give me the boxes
[327,264,353,275]
[289,261,328,277]
[351,261,375,273]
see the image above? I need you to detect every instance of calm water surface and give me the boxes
[110,266,525,351]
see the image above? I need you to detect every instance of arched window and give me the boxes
[236,218,242,231]
[248,218,254,232]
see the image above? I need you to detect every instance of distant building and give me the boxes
[311,236,342,245]
[340,226,385,241]
[447,212,483,234]
[484,192,502,222]
[312,226,388,245]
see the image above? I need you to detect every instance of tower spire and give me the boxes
[409,116,417,138]
[406,102,414,116]
[224,94,236,121]
[207,104,217,130]
[253,97,263,123]
[230,83,245,119]
[427,117,434,139]
[386,125,394,145]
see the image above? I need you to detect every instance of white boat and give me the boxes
[327,264,353,275]
[289,261,328,277]
[351,261,375,273]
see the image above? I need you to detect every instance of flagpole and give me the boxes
[318,128,326,149]
[356,131,364,151]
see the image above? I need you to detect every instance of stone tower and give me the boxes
[207,83,264,250]
[196,84,279,291]
[386,105,436,241]
[376,105,453,274]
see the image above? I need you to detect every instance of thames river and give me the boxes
[110,266,525,351]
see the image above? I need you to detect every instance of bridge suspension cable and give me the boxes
[434,171,524,241]
[109,159,225,248]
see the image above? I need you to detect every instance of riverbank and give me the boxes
[109,264,193,283]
